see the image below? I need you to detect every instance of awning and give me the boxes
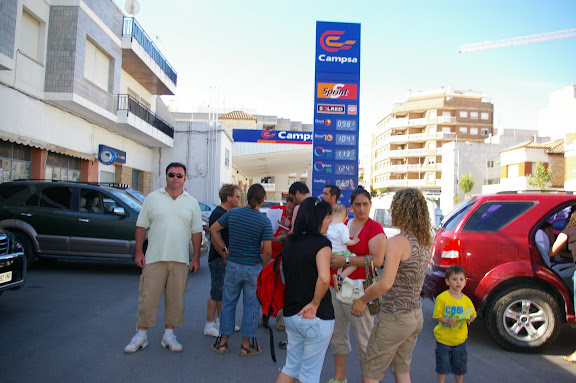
[0,131,95,161]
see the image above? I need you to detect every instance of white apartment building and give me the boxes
[371,86,494,195]
[0,0,177,193]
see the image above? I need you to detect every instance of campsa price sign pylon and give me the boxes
[312,21,361,210]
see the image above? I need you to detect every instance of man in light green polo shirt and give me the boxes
[124,162,203,354]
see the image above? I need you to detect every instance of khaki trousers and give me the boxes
[136,261,189,328]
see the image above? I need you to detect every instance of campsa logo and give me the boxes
[318,30,358,65]
[261,130,276,139]
[320,30,356,52]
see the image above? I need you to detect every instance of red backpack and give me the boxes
[257,255,284,362]
[257,255,285,319]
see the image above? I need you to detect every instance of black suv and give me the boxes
[0,227,26,296]
[0,181,147,266]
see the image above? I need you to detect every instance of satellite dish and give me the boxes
[125,0,140,16]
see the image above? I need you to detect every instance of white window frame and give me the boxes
[481,128,489,135]
[459,127,468,134]
[470,127,479,135]
[20,10,44,62]
[459,111,468,118]
[470,112,479,120]
[481,112,490,120]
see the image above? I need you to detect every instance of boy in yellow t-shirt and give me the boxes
[433,265,477,383]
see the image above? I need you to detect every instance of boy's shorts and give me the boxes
[209,258,226,301]
[435,341,467,375]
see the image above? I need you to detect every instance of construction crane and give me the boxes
[458,28,576,53]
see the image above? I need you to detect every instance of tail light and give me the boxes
[440,238,461,266]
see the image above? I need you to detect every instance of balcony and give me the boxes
[117,94,174,148]
[121,18,177,95]
[380,179,442,188]
[383,116,456,129]
[387,131,456,143]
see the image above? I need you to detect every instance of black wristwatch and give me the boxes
[345,255,350,266]
[222,246,228,253]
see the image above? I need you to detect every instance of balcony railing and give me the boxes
[387,131,457,143]
[383,116,457,129]
[122,17,178,85]
[118,94,174,139]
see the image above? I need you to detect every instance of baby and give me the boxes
[326,204,359,280]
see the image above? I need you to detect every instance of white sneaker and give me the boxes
[124,334,148,354]
[204,324,220,337]
[161,333,183,352]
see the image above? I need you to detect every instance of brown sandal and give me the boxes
[238,338,262,356]
[211,336,228,354]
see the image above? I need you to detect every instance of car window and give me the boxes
[26,186,72,210]
[463,201,535,232]
[442,198,477,230]
[80,189,105,214]
[373,208,393,228]
[198,202,209,211]
[0,184,28,203]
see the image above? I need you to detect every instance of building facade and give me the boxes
[371,86,494,194]
[0,0,177,194]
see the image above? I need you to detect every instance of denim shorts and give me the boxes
[282,314,335,383]
[435,341,467,375]
[209,258,226,301]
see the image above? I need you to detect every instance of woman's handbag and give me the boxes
[335,255,380,315]
[362,255,380,315]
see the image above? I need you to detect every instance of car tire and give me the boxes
[13,232,36,269]
[486,286,561,353]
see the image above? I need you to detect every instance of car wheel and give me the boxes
[486,286,561,353]
[13,232,36,269]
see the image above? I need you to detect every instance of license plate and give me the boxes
[0,271,12,284]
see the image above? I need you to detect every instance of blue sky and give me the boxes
[116,0,576,142]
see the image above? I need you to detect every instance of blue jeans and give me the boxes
[282,314,335,383]
[220,260,262,337]
[435,341,467,375]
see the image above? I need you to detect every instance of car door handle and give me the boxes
[20,213,32,217]
[77,218,90,223]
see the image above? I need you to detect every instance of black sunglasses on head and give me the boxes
[168,172,184,178]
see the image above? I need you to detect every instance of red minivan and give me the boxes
[422,192,576,352]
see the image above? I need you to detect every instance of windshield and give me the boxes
[124,188,146,203]
[112,190,142,212]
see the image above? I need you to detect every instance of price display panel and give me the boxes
[335,134,357,146]
[335,178,356,191]
[335,119,357,131]
[335,149,357,161]
[335,163,357,175]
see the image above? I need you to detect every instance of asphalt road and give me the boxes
[1,256,576,383]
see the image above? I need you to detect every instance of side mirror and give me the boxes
[113,207,126,216]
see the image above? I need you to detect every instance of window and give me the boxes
[487,160,495,168]
[225,148,230,167]
[84,39,110,91]
[459,127,467,134]
[373,208,393,228]
[481,112,490,120]
[45,152,81,181]
[26,186,72,210]
[463,201,534,232]
[0,141,31,181]
[100,171,115,183]
[470,112,479,120]
[20,10,41,61]
[442,111,451,117]
[442,127,451,133]
[470,127,478,135]
[459,111,468,118]
[481,128,489,135]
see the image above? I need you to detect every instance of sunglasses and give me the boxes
[168,172,184,178]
